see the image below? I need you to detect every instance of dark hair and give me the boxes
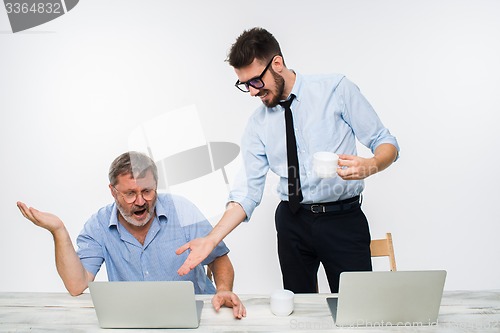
[226,27,284,68]
[108,151,158,186]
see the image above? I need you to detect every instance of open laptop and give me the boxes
[326,270,447,327]
[88,281,204,329]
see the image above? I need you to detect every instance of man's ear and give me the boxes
[272,55,285,73]
[109,184,116,198]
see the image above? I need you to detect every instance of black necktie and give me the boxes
[279,94,303,213]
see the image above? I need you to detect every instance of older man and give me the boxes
[17,151,246,319]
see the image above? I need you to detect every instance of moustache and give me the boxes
[120,204,148,217]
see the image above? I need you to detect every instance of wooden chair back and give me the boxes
[370,232,397,271]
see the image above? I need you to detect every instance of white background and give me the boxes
[1,0,499,294]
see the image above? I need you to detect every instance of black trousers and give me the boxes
[275,200,372,293]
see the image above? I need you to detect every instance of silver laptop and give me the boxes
[88,281,204,329]
[326,270,447,327]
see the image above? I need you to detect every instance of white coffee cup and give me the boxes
[313,152,339,178]
[270,289,294,316]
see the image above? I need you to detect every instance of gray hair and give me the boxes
[108,151,158,186]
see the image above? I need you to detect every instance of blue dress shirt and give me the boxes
[229,73,400,220]
[76,193,229,294]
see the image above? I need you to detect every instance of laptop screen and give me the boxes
[327,270,447,327]
[88,281,203,328]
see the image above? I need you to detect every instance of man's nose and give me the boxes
[249,86,260,97]
[134,193,146,205]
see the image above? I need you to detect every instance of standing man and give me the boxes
[177,27,399,293]
[17,151,245,319]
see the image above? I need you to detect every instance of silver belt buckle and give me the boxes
[310,204,326,213]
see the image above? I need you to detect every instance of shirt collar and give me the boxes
[289,70,302,103]
[109,203,120,227]
[154,198,168,219]
[273,71,302,110]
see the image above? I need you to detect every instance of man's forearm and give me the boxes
[210,254,234,292]
[207,202,246,247]
[52,228,92,296]
[373,143,398,174]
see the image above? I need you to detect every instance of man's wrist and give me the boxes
[51,225,69,240]
[206,232,221,248]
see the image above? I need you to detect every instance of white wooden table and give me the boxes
[0,290,499,332]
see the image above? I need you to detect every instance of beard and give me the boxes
[261,68,286,108]
[116,199,156,227]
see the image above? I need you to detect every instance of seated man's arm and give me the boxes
[208,254,246,319]
[17,202,94,296]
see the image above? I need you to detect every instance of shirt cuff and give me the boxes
[226,195,258,222]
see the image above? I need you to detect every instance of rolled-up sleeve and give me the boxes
[76,217,105,277]
[339,77,400,159]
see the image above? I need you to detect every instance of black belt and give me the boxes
[301,195,361,213]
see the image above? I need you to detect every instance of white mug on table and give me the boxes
[270,289,294,316]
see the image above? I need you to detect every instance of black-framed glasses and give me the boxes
[112,186,157,204]
[234,56,276,93]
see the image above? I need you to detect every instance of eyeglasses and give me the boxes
[112,186,157,204]
[234,56,277,93]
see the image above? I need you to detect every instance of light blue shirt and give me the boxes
[76,193,229,294]
[229,73,400,220]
